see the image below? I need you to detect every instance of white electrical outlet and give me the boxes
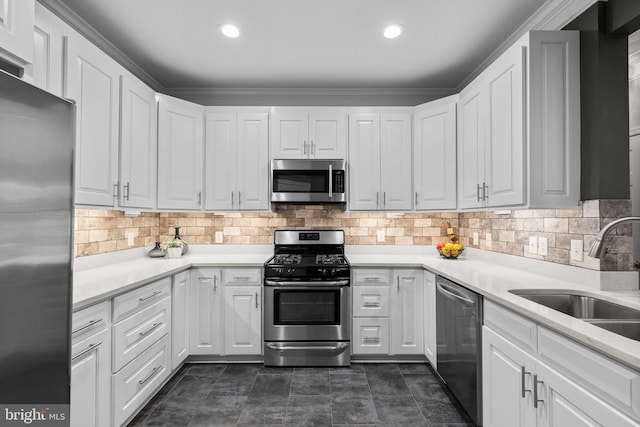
[215,231,223,243]
[377,229,386,242]
[127,233,135,247]
[570,239,584,261]
[485,232,492,248]
[528,236,538,254]
[473,232,479,245]
[538,237,548,256]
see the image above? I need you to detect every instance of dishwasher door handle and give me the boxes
[437,282,475,306]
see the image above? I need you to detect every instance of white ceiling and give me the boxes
[55,0,548,91]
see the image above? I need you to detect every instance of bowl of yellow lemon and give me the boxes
[436,242,464,259]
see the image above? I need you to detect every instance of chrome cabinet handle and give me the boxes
[138,322,161,338]
[533,375,544,408]
[72,342,102,361]
[213,275,218,292]
[231,192,234,207]
[363,337,380,344]
[139,290,162,303]
[113,182,120,198]
[363,277,380,282]
[197,191,202,205]
[328,163,333,199]
[138,366,161,386]
[415,191,418,205]
[255,292,259,309]
[72,319,103,335]
[376,192,379,207]
[521,367,531,398]
[311,140,315,155]
[303,140,307,155]
[234,276,250,281]
[477,184,482,202]
[238,191,241,207]
[396,276,400,291]
[483,182,488,201]
[362,302,380,307]
[124,182,130,200]
[383,192,386,207]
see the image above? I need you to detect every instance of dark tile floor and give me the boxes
[128,363,474,426]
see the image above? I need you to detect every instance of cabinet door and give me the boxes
[458,80,485,209]
[536,362,639,427]
[70,328,110,427]
[271,109,308,158]
[120,74,157,209]
[31,3,64,96]
[65,35,121,207]
[380,113,413,210]
[482,326,536,427]
[205,112,236,210]
[390,269,423,355]
[157,95,204,210]
[414,98,457,211]
[484,44,525,207]
[236,113,269,210]
[423,270,437,368]
[172,270,190,370]
[224,285,261,355]
[349,113,381,210]
[0,0,34,66]
[308,108,347,159]
[189,268,222,355]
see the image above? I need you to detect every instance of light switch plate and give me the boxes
[528,236,538,254]
[215,231,223,243]
[376,229,386,242]
[570,239,584,261]
[538,237,548,256]
[473,232,479,245]
[485,232,492,248]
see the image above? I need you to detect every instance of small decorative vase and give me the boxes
[167,247,182,259]
[148,242,165,258]
[174,227,188,255]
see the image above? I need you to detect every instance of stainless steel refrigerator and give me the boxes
[0,70,74,423]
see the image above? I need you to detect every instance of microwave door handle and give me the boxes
[329,164,333,199]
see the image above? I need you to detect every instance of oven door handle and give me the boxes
[265,343,349,353]
[264,279,349,287]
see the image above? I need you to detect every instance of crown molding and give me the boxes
[163,87,457,107]
[37,0,164,91]
[456,0,598,92]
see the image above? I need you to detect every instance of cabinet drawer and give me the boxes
[538,326,640,421]
[112,278,171,323]
[484,300,537,354]
[352,318,390,355]
[112,296,171,372]
[352,285,389,317]
[223,268,261,286]
[73,301,110,344]
[112,334,170,427]
[353,269,391,286]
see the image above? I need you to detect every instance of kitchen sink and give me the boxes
[509,289,640,341]
[587,320,640,341]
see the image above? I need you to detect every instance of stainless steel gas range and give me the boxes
[263,230,351,367]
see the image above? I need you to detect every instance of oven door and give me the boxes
[264,282,350,342]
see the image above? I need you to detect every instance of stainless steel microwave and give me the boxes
[271,159,346,203]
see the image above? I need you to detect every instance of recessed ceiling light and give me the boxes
[220,24,240,38]
[383,24,403,39]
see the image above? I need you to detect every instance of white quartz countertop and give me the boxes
[73,245,640,371]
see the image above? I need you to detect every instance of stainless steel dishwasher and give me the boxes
[436,275,483,426]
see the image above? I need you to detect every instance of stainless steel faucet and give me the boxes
[588,216,640,258]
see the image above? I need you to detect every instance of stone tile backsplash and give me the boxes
[74,200,634,272]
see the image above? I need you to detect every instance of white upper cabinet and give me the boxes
[349,108,412,211]
[119,73,157,209]
[65,34,122,207]
[31,2,64,96]
[271,107,347,159]
[205,109,269,211]
[458,30,580,210]
[0,0,34,67]
[157,94,205,210]
[413,96,457,211]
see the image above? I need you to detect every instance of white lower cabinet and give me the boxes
[423,270,437,368]
[190,267,262,356]
[351,268,423,356]
[71,301,111,427]
[111,278,172,426]
[483,300,640,427]
[172,270,190,369]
